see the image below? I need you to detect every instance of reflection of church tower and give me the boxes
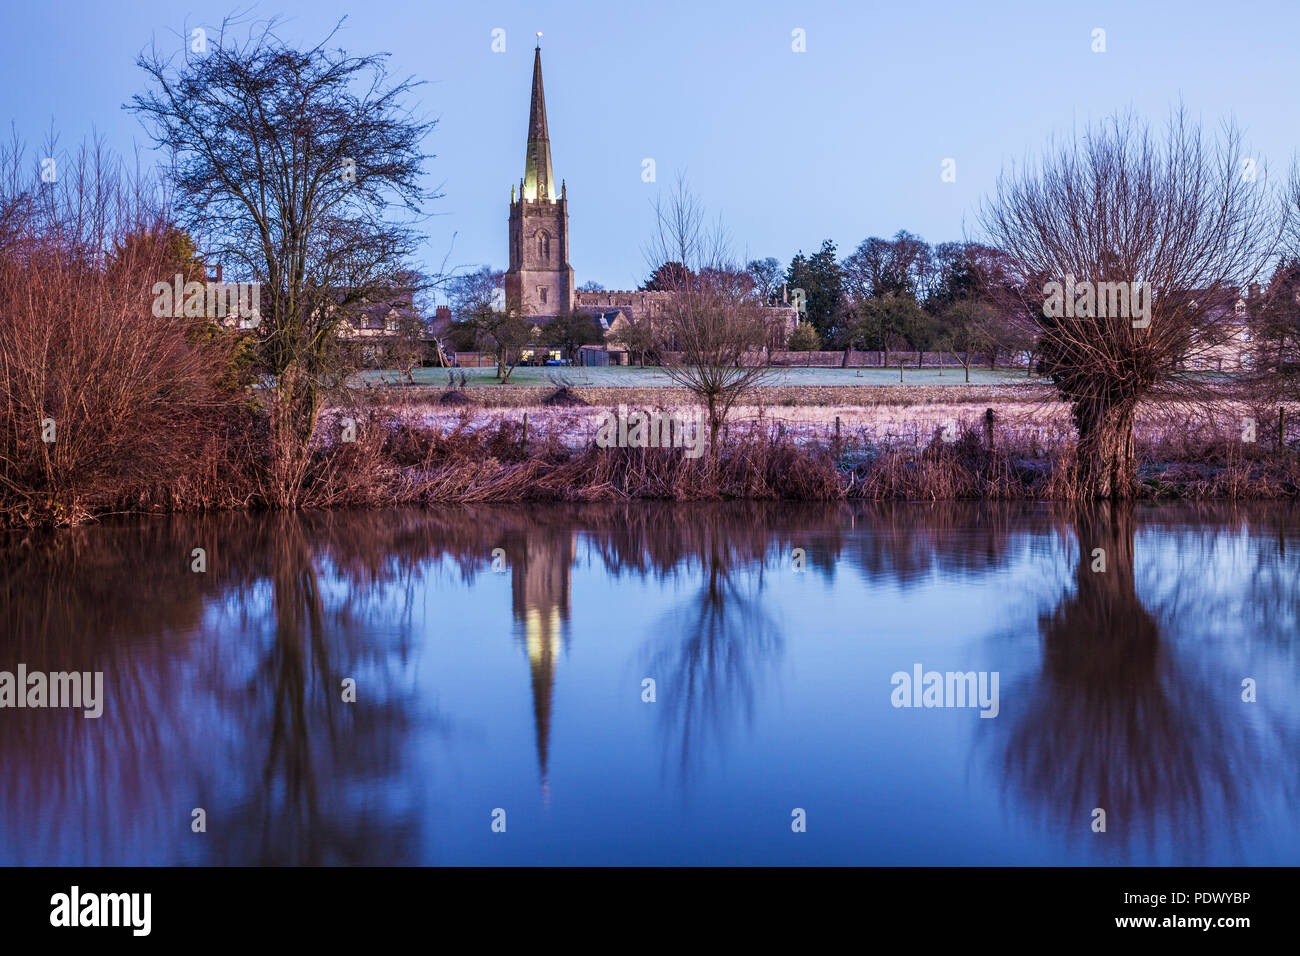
[509,529,575,797]
[504,42,574,317]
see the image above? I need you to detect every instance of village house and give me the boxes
[1181,287,1255,373]
[204,262,449,367]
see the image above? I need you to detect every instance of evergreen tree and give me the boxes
[785,239,843,339]
[787,321,822,351]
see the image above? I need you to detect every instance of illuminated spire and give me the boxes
[510,530,575,803]
[525,607,560,797]
[523,42,555,202]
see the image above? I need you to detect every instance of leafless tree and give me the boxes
[130,16,434,504]
[447,267,531,383]
[843,231,934,301]
[645,176,773,449]
[385,312,430,385]
[597,307,660,368]
[938,299,997,383]
[1288,162,1300,255]
[981,110,1282,497]
[744,257,783,304]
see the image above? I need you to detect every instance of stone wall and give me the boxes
[387,382,1049,409]
[768,350,999,367]
[573,289,671,315]
[655,350,1000,368]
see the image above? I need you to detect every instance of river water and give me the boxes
[1,501,1297,865]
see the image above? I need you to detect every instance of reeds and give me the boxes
[237,407,1300,509]
[4,401,1298,527]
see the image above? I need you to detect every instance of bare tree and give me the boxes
[981,110,1282,497]
[447,267,531,383]
[645,176,773,449]
[130,16,434,504]
[1289,162,1300,256]
[385,312,430,385]
[745,256,783,304]
[613,315,658,368]
[938,299,997,383]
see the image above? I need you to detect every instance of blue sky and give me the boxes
[3,0,1297,296]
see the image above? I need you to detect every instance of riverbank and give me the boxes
[320,404,1300,504]
[5,400,1294,528]
[5,397,1298,528]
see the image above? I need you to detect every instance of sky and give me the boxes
[3,0,1298,298]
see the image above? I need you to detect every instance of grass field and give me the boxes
[362,364,1043,388]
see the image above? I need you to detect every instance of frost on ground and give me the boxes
[370,399,1282,457]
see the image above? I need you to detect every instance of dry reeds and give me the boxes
[5,395,1298,527]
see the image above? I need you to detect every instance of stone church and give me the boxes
[504,43,796,362]
[503,44,574,317]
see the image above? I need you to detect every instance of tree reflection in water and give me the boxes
[639,505,787,781]
[0,512,438,865]
[997,503,1300,861]
[2,501,1297,864]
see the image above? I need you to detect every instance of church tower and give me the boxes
[505,42,573,317]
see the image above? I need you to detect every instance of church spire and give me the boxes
[523,42,555,202]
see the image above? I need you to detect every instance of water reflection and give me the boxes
[641,508,784,780]
[500,523,574,797]
[0,501,1297,864]
[998,504,1300,861]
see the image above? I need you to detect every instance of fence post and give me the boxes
[522,411,529,455]
[899,362,904,383]
[984,407,995,451]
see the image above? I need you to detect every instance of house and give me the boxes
[1182,287,1253,372]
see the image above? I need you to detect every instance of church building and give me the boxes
[504,43,574,317]
[503,42,797,363]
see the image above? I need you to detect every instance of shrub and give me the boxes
[0,141,243,525]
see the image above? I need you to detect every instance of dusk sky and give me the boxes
[5,0,1297,295]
